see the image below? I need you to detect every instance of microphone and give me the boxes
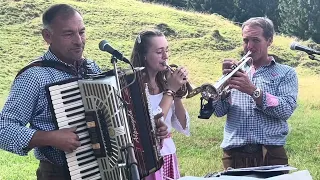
[99,40,131,64]
[290,42,320,55]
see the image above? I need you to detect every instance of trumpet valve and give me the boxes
[230,64,238,70]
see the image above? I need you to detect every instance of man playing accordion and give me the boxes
[0,4,168,180]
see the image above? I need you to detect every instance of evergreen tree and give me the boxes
[310,0,320,43]
[233,0,279,29]
[140,0,320,42]
[279,0,320,42]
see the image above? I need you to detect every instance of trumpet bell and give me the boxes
[200,84,219,101]
[186,83,220,100]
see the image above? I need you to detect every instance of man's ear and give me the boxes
[267,37,273,47]
[42,29,52,44]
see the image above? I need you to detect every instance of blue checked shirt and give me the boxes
[214,57,298,150]
[0,49,101,165]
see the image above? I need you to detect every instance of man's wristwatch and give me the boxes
[251,88,261,99]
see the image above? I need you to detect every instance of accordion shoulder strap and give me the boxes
[15,57,77,78]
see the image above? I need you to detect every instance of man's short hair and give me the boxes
[242,17,275,40]
[42,4,81,30]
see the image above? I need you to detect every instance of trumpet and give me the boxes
[161,62,194,98]
[187,51,253,102]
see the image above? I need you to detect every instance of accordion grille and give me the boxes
[78,76,130,180]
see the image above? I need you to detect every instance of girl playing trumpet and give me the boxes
[130,29,191,180]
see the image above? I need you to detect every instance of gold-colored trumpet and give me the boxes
[161,62,194,98]
[186,51,253,101]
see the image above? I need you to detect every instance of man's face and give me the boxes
[242,25,272,63]
[43,12,86,64]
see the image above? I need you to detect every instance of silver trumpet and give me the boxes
[187,51,253,102]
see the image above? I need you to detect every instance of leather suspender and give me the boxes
[15,57,78,78]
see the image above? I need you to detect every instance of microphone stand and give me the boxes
[121,143,140,180]
[110,55,140,180]
[111,55,122,93]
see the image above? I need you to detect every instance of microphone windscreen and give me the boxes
[99,40,107,51]
[99,40,115,54]
[290,42,298,50]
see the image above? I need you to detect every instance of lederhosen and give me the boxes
[222,144,288,177]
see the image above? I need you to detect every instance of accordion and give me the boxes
[46,69,163,180]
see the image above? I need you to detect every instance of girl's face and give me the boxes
[145,36,169,72]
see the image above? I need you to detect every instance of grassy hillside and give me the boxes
[0,0,320,179]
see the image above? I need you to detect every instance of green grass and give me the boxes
[0,0,320,179]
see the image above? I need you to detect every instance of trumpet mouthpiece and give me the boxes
[161,62,172,71]
[161,61,168,66]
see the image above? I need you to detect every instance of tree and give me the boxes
[279,0,320,43]
[309,0,320,43]
[232,0,279,30]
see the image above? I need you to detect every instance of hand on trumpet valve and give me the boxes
[228,72,256,95]
[221,58,255,95]
[222,60,255,95]
[222,58,238,75]
[166,66,189,92]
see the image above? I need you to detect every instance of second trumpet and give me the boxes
[187,51,253,101]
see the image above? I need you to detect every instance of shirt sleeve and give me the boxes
[256,68,298,120]
[87,60,102,74]
[213,95,231,117]
[171,104,190,136]
[265,93,279,107]
[0,68,41,155]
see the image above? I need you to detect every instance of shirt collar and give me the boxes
[249,56,276,76]
[42,48,92,76]
[256,56,276,69]
[267,56,276,66]
[42,48,73,67]
[43,48,86,67]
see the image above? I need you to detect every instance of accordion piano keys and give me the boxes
[47,79,103,180]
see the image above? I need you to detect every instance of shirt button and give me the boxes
[250,99,254,103]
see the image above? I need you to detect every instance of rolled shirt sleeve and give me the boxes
[256,68,298,120]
